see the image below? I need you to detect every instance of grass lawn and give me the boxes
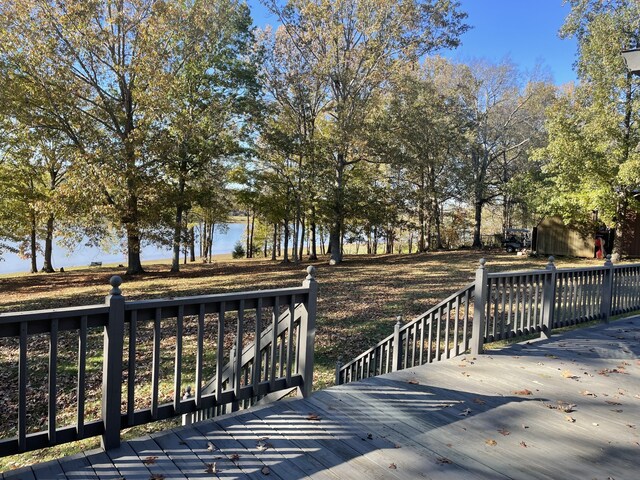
[0,250,610,470]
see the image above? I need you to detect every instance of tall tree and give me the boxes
[263,0,468,264]
[455,60,553,247]
[535,1,640,255]
[156,1,259,272]
[0,0,256,274]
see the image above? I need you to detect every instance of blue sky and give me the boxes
[247,0,578,85]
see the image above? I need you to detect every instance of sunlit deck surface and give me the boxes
[4,317,640,480]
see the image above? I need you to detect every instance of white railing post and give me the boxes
[471,259,488,356]
[299,266,317,397]
[541,256,556,339]
[102,276,125,450]
[601,254,614,323]
[391,316,403,371]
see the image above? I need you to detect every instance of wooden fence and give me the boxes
[0,267,317,456]
[337,256,640,385]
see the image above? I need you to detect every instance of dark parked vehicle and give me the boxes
[502,229,531,253]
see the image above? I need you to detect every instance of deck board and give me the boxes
[6,317,640,480]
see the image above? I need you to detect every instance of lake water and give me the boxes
[0,223,245,274]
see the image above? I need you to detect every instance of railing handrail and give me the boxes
[339,256,640,386]
[0,267,318,457]
[0,304,109,326]
[340,282,475,372]
[201,302,306,395]
[125,286,310,311]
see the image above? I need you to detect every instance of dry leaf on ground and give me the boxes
[513,389,532,396]
[485,439,497,446]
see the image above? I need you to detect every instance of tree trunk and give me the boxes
[276,223,282,257]
[123,177,144,274]
[298,213,305,263]
[189,226,195,262]
[125,224,144,275]
[309,212,318,260]
[245,211,251,258]
[418,170,427,252]
[271,223,277,260]
[433,197,443,249]
[42,213,55,273]
[329,155,345,265]
[472,199,483,248]
[208,223,215,263]
[30,211,38,274]
[171,203,184,272]
[249,211,255,258]
[200,222,205,259]
[282,220,290,263]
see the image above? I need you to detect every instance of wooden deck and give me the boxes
[3,317,639,480]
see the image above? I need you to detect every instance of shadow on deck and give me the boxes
[4,317,640,480]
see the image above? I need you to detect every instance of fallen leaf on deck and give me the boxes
[408,379,419,385]
[497,428,510,436]
[520,441,528,448]
[306,413,321,421]
[473,398,486,405]
[513,389,532,396]
[458,408,472,417]
[436,456,452,464]
[485,439,497,446]
[606,400,622,405]
[205,463,217,474]
[565,416,576,423]
[261,466,270,475]
[581,390,596,397]
[599,368,628,376]
[230,453,240,462]
[143,456,158,465]
[256,442,272,452]
[389,463,397,469]
[207,442,215,451]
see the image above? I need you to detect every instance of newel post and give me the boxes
[102,276,125,450]
[391,316,403,372]
[471,259,488,356]
[601,254,614,323]
[541,256,556,339]
[299,266,317,397]
[335,358,343,386]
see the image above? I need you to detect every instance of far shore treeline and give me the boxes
[1,0,639,275]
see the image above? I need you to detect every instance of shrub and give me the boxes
[232,241,246,259]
